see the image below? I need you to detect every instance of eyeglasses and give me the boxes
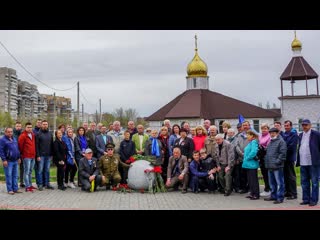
[106,148,114,151]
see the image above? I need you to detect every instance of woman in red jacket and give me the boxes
[193,126,208,151]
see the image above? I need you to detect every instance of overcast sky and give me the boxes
[0,30,319,117]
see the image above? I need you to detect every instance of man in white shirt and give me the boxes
[297,119,320,207]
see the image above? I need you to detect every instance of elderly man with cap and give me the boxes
[78,148,103,192]
[297,119,320,206]
[99,142,130,189]
[264,127,287,204]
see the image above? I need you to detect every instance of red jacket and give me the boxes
[18,131,36,159]
[193,135,207,151]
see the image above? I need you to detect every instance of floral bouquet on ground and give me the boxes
[112,184,132,193]
[144,165,166,193]
[126,154,157,165]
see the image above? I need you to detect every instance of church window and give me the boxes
[193,78,197,88]
[253,120,260,133]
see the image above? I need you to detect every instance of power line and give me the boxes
[0,40,77,92]
[79,89,97,107]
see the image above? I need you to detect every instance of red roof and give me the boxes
[146,89,281,121]
[280,56,318,80]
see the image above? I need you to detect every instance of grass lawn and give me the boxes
[0,161,78,183]
[0,161,300,186]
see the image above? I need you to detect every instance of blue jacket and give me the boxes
[282,130,298,162]
[189,160,208,177]
[297,130,320,166]
[0,136,20,162]
[63,136,75,165]
[242,139,259,169]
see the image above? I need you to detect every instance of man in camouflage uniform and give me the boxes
[99,143,130,189]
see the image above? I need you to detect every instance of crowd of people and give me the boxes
[1,118,320,207]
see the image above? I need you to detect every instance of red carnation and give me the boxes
[154,166,162,173]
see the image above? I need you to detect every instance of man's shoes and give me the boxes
[20,183,25,188]
[300,202,309,205]
[286,196,297,200]
[246,195,253,199]
[46,185,54,190]
[264,198,277,201]
[58,186,66,191]
[193,191,199,194]
[309,202,317,207]
[38,185,43,191]
[273,200,283,204]
[181,189,187,194]
[14,190,23,194]
[224,191,231,196]
[8,191,14,195]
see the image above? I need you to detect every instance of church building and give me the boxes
[146,35,281,133]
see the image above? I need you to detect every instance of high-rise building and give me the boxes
[0,67,19,119]
[41,94,72,122]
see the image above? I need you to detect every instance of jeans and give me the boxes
[268,168,285,201]
[37,156,51,187]
[23,158,35,188]
[4,160,19,192]
[300,165,320,204]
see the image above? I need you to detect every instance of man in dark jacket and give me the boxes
[283,120,299,200]
[189,150,216,193]
[13,121,24,188]
[264,128,287,204]
[0,127,22,194]
[96,125,113,159]
[200,148,218,192]
[119,131,136,184]
[297,119,320,206]
[79,148,103,192]
[32,119,42,135]
[35,120,54,191]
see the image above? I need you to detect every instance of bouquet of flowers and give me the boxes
[112,184,132,193]
[126,154,156,165]
[144,166,166,193]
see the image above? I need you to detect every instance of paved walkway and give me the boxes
[0,183,319,210]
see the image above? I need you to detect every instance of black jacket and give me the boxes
[53,138,68,166]
[79,157,99,183]
[119,139,136,162]
[36,129,54,158]
[200,156,217,171]
[173,137,194,160]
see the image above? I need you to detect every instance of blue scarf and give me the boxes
[150,137,160,157]
[79,136,88,152]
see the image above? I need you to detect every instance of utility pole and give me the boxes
[82,103,84,125]
[77,81,80,128]
[53,92,56,132]
[99,98,102,123]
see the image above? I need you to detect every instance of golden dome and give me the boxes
[291,31,302,50]
[187,35,208,77]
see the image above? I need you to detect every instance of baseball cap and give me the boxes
[85,148,93,154]
[269,127,279,133]
[301,119,311,125]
